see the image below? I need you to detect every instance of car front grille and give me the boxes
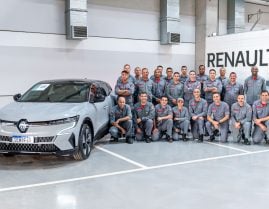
[0,135,54,143]
[0,142,60,153]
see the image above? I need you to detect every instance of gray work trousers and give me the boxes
[191,119,205,139]
[109,120,133,138]
[152,119,173,141]
[172,120,190,140]
[252,121,269,143]
[135,119,154,140]
[206,121,229,142]
[230,121,251,142]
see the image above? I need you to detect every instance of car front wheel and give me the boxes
[73,123,93,160]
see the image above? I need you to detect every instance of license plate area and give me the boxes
[12,135,34,143]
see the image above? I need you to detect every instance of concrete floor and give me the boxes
[0,136,269,209]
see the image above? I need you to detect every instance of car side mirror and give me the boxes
[13,93,22,101]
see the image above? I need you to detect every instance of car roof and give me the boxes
[37,79,112,95]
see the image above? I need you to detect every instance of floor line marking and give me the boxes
[95,145,148,169]
[205,141,251,153]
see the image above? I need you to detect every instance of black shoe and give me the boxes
[265,135,269,144]
[213,129,219,136]
[145,135,151,143]
[126,137,133,144]
[167,135,173,143]
[243,138,251,145]
[182,134,187,141]
[110,137,118,143]
[209,135,215,142]
[198,134,203,143]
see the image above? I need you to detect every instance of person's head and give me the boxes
[157,65,163,75]
[173,72,180,82]
[90,84,97,93]
[260,90,269,103]
[229,72,237,83]
[160,96,168,106]
[166,67,173,78]
[117,96,126,108]
[251,66,259,77]
[123,64,131,73]
[142,68,149,80]
[177,98,184,108]
[198,65,205,75]
[219,67,226,77]
[134,67,141,77]
[189,70,196,81]
[181,66,188,76]
[237,94,245,106]
[193,88,201,99]
[209,69,216,80]
[154,68,161,78]
[213,92,221,103]
[139,92,148,104]
[121,70,129,82]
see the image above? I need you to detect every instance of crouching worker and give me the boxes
[206,92,230,142]
[134,92,155,143]
[230,94,252,145]
[152,96,173,142]
[172,98,190,141]
[109,97,133,144]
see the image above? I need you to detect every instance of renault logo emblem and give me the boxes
[17,119,29,133]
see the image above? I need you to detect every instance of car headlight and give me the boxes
[48,115,80,126]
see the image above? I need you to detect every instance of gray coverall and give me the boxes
[136,79,154,102]
[166,82,184,107]
[217,76,228,85]
[230,102,252,142]
[252,100,269,143]
[152,104,173,141]
[133,102,155,140]
[152,78,166,105]
[244,76,266,105]
[109,104,133,138]
[183,80,201,108]
[223,82,244,108]
[180,75,189,85]
[164,77,173,86]
[115,80,135,107]
[206,102,230,142]
[189,98,208,139]
[196,74,209,98]
[203,79,223,104]
[172,106,190,140]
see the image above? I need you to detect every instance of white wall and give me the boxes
[206,29,269,84]
[0,0,196,107]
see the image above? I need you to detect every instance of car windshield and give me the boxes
[19,82,90,103]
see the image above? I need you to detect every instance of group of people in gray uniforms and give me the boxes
[109,64,269,145]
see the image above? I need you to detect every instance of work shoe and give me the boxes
[243,138,251,145]
[198,134,204,143]
[145,135,151,143]
[182,134,187,141]
[167,135,173,143]
[126,137,133,144]
[110,137,118,143]
[209,135,215,142]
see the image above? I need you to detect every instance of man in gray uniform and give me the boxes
[172,98,190,141]
[204,69,222,105]
[116,64,135,84]
[230,94,252,145]
[223,72,244,109]
[189,89,208,142]
[252,91,269,144]
[244,66,266,106]
[152,68,166,105]
[115,70,135,108]
[152,96,173,142]
[180,65,189,85]
[206,92,230,142]
[136,68,154,102]
[109,97,133,144]
[196,65,209,98]
[133,92,155,143]
[164,67,174,85]
[150,65,165,80]
[184,70,201,108]
[166,72,184,107]
[217,67,228,85]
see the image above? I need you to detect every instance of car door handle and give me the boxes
[103,105,109,109]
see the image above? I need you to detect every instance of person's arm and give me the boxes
[196,100,208,117]
[244,79,248,95]
[219,103,230,123]
[262,78,266,91]
[165,84,173,101]
[109,108,116,125]
[240,105,252,124]
[239,84,244,95]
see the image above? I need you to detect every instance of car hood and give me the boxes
[0,102,86,122]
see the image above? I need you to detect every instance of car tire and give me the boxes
[73,123,93,160]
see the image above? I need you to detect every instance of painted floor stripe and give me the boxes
[0,149,268,193]
[95,146,148,169]
[205,141,251,153]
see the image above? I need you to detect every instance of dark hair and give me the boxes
[157,65,163,69]
[261,90,269,95]
[166,67,173,72]
[181,66,187,69]
[161,96,168,100]
[189,70,196,74]
[229,72,236,76]
[212,92,220,97]
[139,92,148,96]
[199,65,205,69]
[209,69,216,73]
[173,72,180,75]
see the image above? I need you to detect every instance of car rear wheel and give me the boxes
[73,123,93,160]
